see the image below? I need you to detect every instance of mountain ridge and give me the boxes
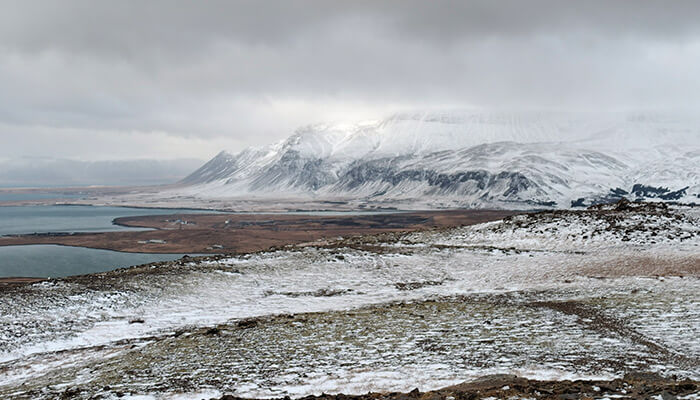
[178,110,700,209]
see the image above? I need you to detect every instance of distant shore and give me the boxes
[0,276,47,286]
[0,209,519,256]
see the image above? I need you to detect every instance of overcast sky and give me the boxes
[1,0,700,162]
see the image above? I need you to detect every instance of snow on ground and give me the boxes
[0,204,697,398]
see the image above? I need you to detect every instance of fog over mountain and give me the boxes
[2,1,700,168]
[0,158,203,187]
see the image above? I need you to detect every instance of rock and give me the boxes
[623,372,668,383]
[557,394,579,400]
[444,374,525,393]
[237,319,259,329]
[659,390,677,400]
[205,327,221,335]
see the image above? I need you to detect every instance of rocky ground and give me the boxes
[0,200,697,399]
[214,373,699,400]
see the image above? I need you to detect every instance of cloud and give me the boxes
[1,0,700,161]
[0,157,204,187]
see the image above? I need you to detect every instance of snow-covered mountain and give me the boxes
[179,111,700,209]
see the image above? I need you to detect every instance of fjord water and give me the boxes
[0,205,214,236]
[0,245,188,278]
[0,205,215,278]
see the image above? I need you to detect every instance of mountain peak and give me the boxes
[179,110,700,208]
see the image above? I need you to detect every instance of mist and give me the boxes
[1,0,700,164]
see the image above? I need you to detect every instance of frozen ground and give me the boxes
[0,201,697,399]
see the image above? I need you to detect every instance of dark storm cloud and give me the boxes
[4,1,700,52]
[1,1,699,160]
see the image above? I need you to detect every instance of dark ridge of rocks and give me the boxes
[498,198,698,245]
[571,184,694,207]
[264,288,353,298]
[394,280,445,291]
[214,374,699,400]
[338,162,543,201]
[631,184,689,201]
[587,197,668,212]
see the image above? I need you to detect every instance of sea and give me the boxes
[0,197,215,278]
[0,191,401,278]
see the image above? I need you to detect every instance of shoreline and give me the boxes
[0,276,47,286]
[0,209,520,255]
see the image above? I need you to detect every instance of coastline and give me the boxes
[0,209,520,255]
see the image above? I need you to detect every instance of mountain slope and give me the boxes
[178,111,700,208]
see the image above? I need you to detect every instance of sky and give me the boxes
[1,0,700,163]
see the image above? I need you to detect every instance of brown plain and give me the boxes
[0,210,518,254]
